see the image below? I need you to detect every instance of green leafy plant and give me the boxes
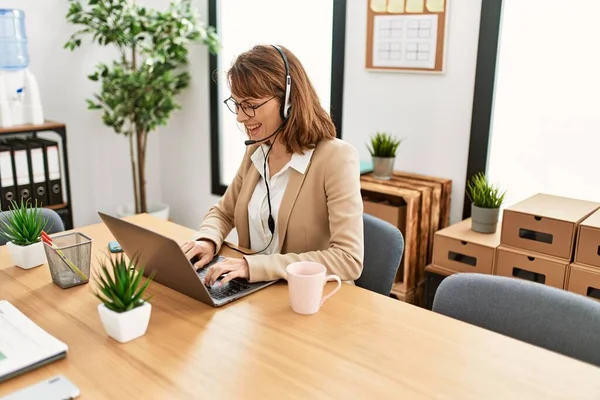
[64,0,220,214]
[466,172,507,209]
[94,253,155,313]
[367,132,402,158]
[0,199,51,246]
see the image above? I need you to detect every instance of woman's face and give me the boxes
[231,95,283,142]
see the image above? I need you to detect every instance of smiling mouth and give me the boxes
[246,123,262,136]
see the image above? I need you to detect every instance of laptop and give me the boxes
[98,212,278,307]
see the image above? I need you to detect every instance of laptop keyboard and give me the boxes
[196,260,252,300]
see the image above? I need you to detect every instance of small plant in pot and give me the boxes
[94,253,155,344]
[367,132,402,180]
[0,199,51,269]
[466,172,507,234]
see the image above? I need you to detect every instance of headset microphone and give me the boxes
[244,121,286,146]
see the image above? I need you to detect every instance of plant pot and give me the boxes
[471,203,500,234]
[116,202,170,220]
[372,156,395,180]
[97,302,152,343]
[6,241,46,269]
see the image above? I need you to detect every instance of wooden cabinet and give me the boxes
[360,171,451,304]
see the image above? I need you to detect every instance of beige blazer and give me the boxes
[192,138,364,283]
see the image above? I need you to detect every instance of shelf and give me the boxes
[0,120,66,135]
[44,203,68,211]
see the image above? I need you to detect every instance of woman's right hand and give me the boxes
[180,240,216,270]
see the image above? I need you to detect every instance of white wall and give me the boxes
[342,1,482,224]
[0,0,163,227]
[487,0,600,209]
[162,0,484,230]
[3,0,483,230]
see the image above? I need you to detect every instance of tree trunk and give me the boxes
[136,127,148,214]
[129,132,140,214]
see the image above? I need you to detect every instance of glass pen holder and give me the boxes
[44,232,93,289]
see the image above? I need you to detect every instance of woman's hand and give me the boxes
[180,240,215,270]
[203,258,249,286]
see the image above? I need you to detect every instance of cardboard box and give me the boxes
[363,199,406,231]
[575,209,600,268]
[494,245,569,289]
[501,193,600,260]
[432,218,500,274]
[566,263,600,301]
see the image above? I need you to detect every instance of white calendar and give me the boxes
[372,14,438,69]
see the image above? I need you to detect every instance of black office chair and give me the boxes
[355,213,404,296]
[433,273,600,367]
[0,208,65,245]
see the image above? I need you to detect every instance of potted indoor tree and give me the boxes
[94,253,155,343]
[367,132,402,180]
[64,0,220,218]
[466,172,507,234]
[0,199,51,269]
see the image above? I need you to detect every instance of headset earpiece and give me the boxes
[272,45,292,120]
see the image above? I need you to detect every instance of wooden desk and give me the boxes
[1,215,600,398]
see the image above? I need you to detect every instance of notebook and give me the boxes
[0,301,68,383]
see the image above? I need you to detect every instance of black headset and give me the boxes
[227,45,292,257]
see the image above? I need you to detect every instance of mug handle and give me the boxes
[321,275,342,306]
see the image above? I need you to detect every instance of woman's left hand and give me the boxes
[203,257,249,286]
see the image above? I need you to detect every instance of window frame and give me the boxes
[208,0,347,196]
[462,0,504,219]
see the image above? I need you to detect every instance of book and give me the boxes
[360,160,373,175]
[0,300,68,383]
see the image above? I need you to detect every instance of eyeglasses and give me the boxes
[224,96,274,118]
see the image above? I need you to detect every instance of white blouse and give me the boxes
[248,145,314,254]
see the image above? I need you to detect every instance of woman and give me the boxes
[180,44,364,286]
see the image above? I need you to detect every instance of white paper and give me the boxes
[0,150,14,188]
[47,146,61,181]
[0,301,68,380]
[372,14,438,69]
[31,148,45,184]
[13,150,29,185]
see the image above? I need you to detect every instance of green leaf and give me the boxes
[466,172,507,208]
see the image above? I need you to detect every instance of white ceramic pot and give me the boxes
[97,302,152,343]
[6,241,46,269]
[116,202,170,220]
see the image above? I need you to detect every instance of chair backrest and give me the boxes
[355,213,404,296]
[0,208,65,245]
[432,273,600,367]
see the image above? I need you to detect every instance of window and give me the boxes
[464,0,600,216]
[209,0,347,195]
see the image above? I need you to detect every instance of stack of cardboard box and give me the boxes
[567,209,600,300]
[495,194,600,289]
[432,218,501,276]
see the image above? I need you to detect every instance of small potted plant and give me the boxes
[466,172,507,233]
[0,199,51,269]
[367,132,402,180]
[94,253,155,343]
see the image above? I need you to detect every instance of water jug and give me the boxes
[0,9,29,69]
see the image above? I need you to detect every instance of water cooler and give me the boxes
[0,9,43,127]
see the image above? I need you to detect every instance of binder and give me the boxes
[0,143,16,210]
[30,138,62,205]
[14,138,49,206]
[5,139,33,203]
